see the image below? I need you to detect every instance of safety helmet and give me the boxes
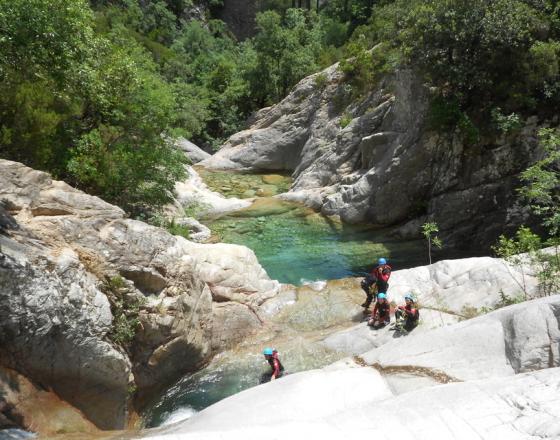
[404,293,414,301]
[377,292,387,300]
[378,258,387,265]
[263,348,274,356]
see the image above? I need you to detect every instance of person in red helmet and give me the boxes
[261,348,284,383]
[368,292,391,328]
[361,257,392,310]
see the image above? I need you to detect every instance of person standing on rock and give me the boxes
[261,348,284,383]
[395,293,419,332]
[361,257,392,310]
[368,293,391,328]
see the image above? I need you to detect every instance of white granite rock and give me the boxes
[143,365,560,440]
[0,159,279,430]
[173,137,211,163]
[360,295,560,381]
[200,62,539,250]
[173,166,251,218]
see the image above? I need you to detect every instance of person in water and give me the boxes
[368,292,391,328]
[262,347,284,382]
[395,293,419,332]
[361,257,392,310]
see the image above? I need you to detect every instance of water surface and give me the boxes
[208,197,427,284]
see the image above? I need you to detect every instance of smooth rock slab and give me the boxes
[142,366,560,440]
[361,295,560,381]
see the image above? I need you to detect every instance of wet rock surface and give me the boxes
[143,295,560,440]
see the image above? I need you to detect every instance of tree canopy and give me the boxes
[1,0,559,214]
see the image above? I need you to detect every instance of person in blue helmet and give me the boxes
[261,348,284,383]
[395,293,419,332]
[361,257,392,310]
[367,292,391,328]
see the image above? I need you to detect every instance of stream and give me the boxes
[197,168,428,285]
[144,169,431,428]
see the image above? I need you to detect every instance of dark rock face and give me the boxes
[217,0,259,40]
[201,64,543,251]
[0,201,18,233]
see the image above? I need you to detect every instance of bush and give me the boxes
[491,108,523,134]
[165,219,191,239]
[314,72,328,89]
[103,275,143,348]
[428,97,479,144]
[339,112,352,128]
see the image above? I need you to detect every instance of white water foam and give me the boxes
[160,407,198,426]
[0,429,36,439]
[301,279,327,291]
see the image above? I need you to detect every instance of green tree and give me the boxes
[494,129,560,297]
[248,9,321,106]
[0,0,95,171]
[68,34,187,212]
[520,128,560,236]
[421,221,442,265]
[0,0,187,213]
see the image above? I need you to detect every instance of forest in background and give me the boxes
[0,0,559,215]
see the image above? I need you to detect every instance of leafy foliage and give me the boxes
[2,0,560,217]
[345,0,560,133]
[520,128,560,235]
[0,0,187,213]
[494,129,560,297]
[103,275,144,348]
[421,221,442,265]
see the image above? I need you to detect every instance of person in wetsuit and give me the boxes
[262,347,284,383]
[395,293,419,332]
[361,257,392,310]
[368,292,391,328]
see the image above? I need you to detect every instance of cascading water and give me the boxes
[144,279,367,428]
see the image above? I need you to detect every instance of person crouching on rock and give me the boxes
[368,293,391,328]
[261,348,284,383]
[395,293,419,332]
[361,257,391,311]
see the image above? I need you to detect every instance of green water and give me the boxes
[195,168,427,285]
[196,167,292,199]
[208,198,426,284]
[145,326,347,427]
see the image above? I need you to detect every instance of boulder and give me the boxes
[388,256,540,314]
[0,248,131,430]
[360,295,560,381]
[0,159,279,431]
[174,138,211,164]
[172,166,252,218]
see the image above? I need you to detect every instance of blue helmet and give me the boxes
[404,293,414,301]
[263,347,274,356]
[378,258,387,265]
[377,292,387,300]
